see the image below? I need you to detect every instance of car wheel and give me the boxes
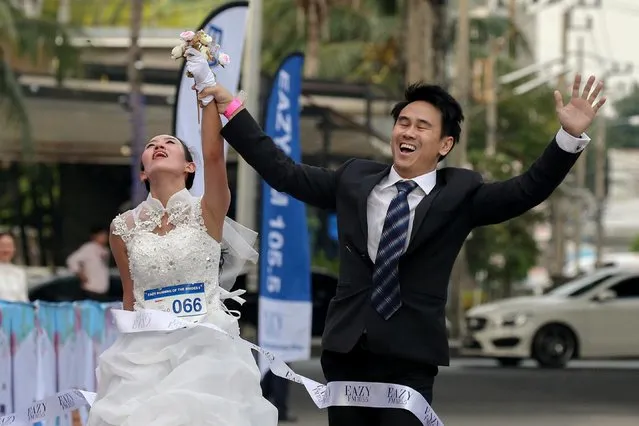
[532,324,577,369]
[496,357,522,367]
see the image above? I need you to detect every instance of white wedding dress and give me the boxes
[86,189,278,426]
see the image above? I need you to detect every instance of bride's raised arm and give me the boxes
[184,47,231,242]
[200,97,230,241]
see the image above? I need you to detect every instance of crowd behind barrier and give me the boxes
[0,300,122,425]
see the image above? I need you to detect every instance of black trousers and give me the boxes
[261,370,290,419]
[321,335,438,426]
[81,289,111,302]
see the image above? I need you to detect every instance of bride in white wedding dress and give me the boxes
[86,52,278,426]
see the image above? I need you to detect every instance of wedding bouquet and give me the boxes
[171,30,231,74]
[170,30,231,121]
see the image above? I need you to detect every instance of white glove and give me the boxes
[185,47,216,106]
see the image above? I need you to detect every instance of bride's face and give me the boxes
[140,135,195,185]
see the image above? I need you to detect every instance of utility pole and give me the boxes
[433,0,449,85]
[558,5,572,90]
[128,0,146,205]
[235,0,263,293]
[573,33,586,274]
[484,37,505,156]
[506,0,517,59]
[235,0,262,231]
[451,0,470,168]
[565,6,596,274]
[405,0,421,83]
[548,3,574,283]
[405,0,435,83]
[594,115,606,267]
[593,61,633,265]
[56,0,70,24]
[447,0,471,340]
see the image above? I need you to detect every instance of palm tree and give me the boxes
[0,0,77,152]
[260,0,402,90]
[129,0,147,205]
[295,0,363,78]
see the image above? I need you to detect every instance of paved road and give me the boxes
[280,358,639,425]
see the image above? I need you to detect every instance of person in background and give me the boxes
[0,232,28,302]
[261,370,296,423]
[66,226,110,301]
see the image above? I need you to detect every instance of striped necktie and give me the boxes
[371,180,418,320]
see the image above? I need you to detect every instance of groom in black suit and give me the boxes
[201,74,605,425]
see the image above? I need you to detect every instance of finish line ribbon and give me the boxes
[0,309,443,426]
[0,389,95,426]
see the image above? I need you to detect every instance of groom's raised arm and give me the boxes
[470,129,588,227]
[470,73,606,228]
[221,109,351,210]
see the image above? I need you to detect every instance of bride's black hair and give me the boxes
[219,247,228,271]
[140,137,196,192]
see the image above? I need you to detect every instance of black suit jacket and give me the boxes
[221,109,581,366]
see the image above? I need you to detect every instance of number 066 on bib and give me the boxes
[143,282,207,319]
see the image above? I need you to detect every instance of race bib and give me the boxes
[143,283,207,322]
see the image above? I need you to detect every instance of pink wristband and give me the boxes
[223,98,243,120]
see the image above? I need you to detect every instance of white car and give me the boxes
[461,267,639,368]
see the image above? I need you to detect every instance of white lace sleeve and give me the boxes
[111,211,137,244]
[219,217,258,291]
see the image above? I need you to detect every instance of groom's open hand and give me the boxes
[198,84,237,117]
[554,74,606,137]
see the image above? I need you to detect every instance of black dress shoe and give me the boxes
[278,414,298,423]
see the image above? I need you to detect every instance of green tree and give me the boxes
[465,84,558,298]
[0,1,78,265]
[0,0,77,151]
[261,0,403,89]
[448,10,543,299]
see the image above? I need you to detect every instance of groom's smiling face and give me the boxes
[391,101,454,179]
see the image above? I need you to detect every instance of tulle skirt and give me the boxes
[87,309,278,426]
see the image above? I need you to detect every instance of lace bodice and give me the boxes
[112,189,242,317]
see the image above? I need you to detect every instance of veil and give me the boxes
[219,217,258,291]
[183,143,258,292]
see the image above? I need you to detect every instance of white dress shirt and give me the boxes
[0,263,28,302]
[66,241,110,293]
[366,128,590,262]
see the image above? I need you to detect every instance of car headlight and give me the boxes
[499,312,531,327]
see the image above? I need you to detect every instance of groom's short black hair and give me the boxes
[390,83,464,162]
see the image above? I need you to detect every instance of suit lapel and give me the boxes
[357,166,392,244]
[407,172,445,251]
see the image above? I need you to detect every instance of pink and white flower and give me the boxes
[170,43,186,59]
[217,53,231,66]
[179,31,195,41]
[201,33,213,45]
